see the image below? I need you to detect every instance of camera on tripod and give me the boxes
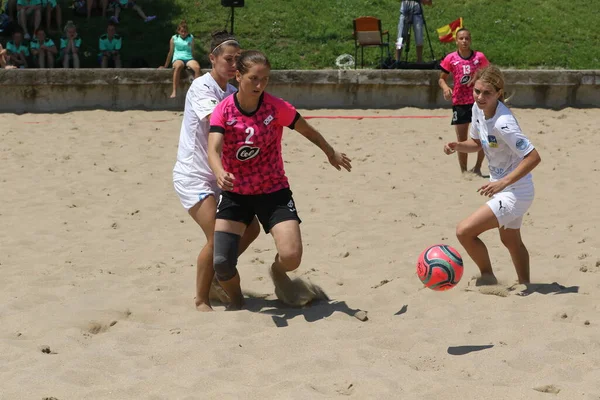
[221,0,244,34]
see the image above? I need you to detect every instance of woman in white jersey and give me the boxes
[443,65,541,285]
[173,31,260,311]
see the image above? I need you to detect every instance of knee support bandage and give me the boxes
[213,231,241,282]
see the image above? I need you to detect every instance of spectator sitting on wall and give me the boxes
[30,27,56,67]
[3,0,16,21]
[6,29,29,67]
[1,42,19,68]
[99,21,122,68]
[60,20,81,68]
[40,0,60,33]
[16,0,41,39]
[110,0,155,24]
[159,20,201,98]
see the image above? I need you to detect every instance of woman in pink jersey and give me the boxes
[173,31,261,311]
[207,50,352,309]
[439,28,489,176]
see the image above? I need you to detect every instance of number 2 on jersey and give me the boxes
[245,127,255,144]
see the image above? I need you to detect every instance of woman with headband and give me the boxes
[173,31,260,311]
[160,20,201,98]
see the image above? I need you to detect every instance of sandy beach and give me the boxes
[1,107,599,399]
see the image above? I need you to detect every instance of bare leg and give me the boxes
[213,219,247,310]
[18,10,28,37]
[455,122,469,173]
[114,5,121,21]
[62,53,70,68]
[45,5,51,31]
[170,60,184,98]
[499,227,530,284]
[72,53,80,68]
[456,204,500,285]
[87,0,92,19]
[101,55,108,68]
[55,5,62,32]
[101,0,107,17]
[38,53,45,68]
[33,7,41,32]
[187,60,201,79]
[46,51,53,68]
[416,45,423,63]
[473,149,485,175]
[133,4,147,19]
[114,54,122,68]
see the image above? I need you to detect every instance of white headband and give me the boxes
[211,39,240,54]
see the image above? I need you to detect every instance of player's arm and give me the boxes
[438,71,452,100]
[207,130,235,191]
[444,138,482,154]
[293,116,352,172]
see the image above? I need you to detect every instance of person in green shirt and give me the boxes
[30,27,57,68]
[110,0,155,24]
[1,42,18,69]
[99,21,122,68]
[158,20,200,98]
[40,0,61,33]
[6,30,29,67]
[16,0,41,39]
[60,20,81,68]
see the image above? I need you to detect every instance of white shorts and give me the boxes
[486,184,534,229]
[173,179,219,210]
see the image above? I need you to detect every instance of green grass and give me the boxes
[5,0,600,69]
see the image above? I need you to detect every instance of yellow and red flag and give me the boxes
[436,17,463,43]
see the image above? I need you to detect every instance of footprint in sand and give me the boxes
[463,276,511,297]
[533,384,560,394]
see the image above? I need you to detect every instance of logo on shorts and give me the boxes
[264,115,274,126]
[487,135,498,148]
[226,119,237,126]
[287,199,296,212]
[236,145,260,161]
[516,138,528,151]
[498,200,504,211]
[460,75,470,85]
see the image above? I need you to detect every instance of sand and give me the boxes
[1,107,599,399]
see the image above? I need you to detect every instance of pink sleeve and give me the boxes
[479,52,489,67]
[274,97,299,128]
[440,53,452,73]
[209,101,227,131]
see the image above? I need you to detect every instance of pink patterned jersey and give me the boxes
[209,92,300,195]
[440,50,489,105]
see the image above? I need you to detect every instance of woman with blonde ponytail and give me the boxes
[443,65,542,285]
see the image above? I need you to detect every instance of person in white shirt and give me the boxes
[443,65,541,285]
[173,30,259,311]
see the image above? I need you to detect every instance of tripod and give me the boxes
[397,0,435,64]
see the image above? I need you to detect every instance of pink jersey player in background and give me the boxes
[439,28,489,176]
[208,50,352,310]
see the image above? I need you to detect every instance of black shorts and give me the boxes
[216,188,302,234]
[451,104,473,125]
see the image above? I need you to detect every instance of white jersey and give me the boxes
[470,102,535,186]
[172,73,237,182]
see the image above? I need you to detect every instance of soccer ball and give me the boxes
[416,244,464,291]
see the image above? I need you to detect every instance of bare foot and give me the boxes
[169,92,177,99]
[225,299,244,311]
[208,277,231,304]
[270,265,328,307]
[195,301,213,312]
[470,168,483,177]
[475,273,498,286]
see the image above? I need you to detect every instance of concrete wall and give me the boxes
[1,68,599,113]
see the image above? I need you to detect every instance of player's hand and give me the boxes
[328,151,352,172]
[444,142,458,155]
[216,170,235,191]
[443,87,452,100]
[477,180,508,197]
